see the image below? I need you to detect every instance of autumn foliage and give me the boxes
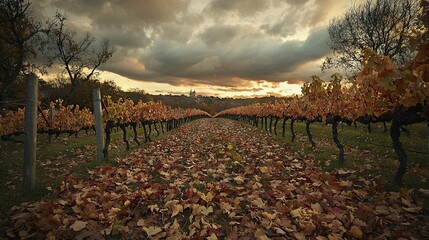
[0,97,209,138]
[2,119,428,239]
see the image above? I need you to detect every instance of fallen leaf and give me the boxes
[207,233,218,240]
[346,225,363,238]
[403,207,422,213]
[262,211,273,219]
[143,226,162,236]
[137,219,145,227]
[259,166,269,174]
[70,220,87,232]
[311,203,323,213]
[418,188,429,196]
[339,180,353,187]
[171,204,183,217]
[220,201,234,214]
[254,228,270,240]
[252,198,265,209]
[293,232,306,240]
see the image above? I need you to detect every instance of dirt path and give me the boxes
[2,118,428,239]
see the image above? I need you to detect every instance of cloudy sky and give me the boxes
[35,0,363,98]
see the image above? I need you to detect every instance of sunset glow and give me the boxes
[34,0,365,97]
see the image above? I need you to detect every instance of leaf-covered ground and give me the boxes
[2,118,428,239]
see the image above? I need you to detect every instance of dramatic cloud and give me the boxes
[35,0,359,97]
[204,0,269,17]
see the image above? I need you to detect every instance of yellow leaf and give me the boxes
[339,180,353,187]
[290,208,303,218]
[137,219,145,227]
[259,166,269,174]
[274,227,286,235]
[46,235,56,240]
[72,205,81,214]
[233,176,244,184]
[201,192,214,202]
[172,204,183,217]
[232,154,242,161]
[207,233,218,240]
[220,201,233,214]
[70,220,87,232]
[233,197,241,208]
[143,226,162,236]
[262,211,272,219]
[227,144,234,150]
[197,206,213,216]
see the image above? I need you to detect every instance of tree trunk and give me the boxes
[160,122,165,133]
[119,124,130,151]
[269,116,273,134]
[131,122,140,146]
[306,120,316,148]
[391,118,407,185]
[367,122,372,133]
[332,120,345,164]
[148,122,152,141]
[264,117,268,132]
[103,121,115,161]
[282,118,287,137]
[142,121,149,142]
[154,122,160,136]
[290,119,296,142]
[273,117,278,136]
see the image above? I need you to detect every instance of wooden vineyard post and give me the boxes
[92,88,104,161]
[23,74,38,191]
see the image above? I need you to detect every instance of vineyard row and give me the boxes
[0,97,210,160]
[215,50,428,185]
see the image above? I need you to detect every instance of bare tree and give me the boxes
[322,0,421,73]
[49,13,114,102]
[0,0,43,103]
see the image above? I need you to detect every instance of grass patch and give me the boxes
[0,122,166,215]
[255,119,428,191]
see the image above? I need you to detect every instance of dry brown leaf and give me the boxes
[137,219,145,227]
[346,225,363,238]
[254,228,270,240]
[311,203,323,213]
[70,220,87,232]
[143,226,162,236]
[293,232,306,240]
[207,233,218,240]
[220,201,234,214]
[252,198,265,209]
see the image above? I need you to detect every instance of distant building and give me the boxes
[189,89,196,98]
